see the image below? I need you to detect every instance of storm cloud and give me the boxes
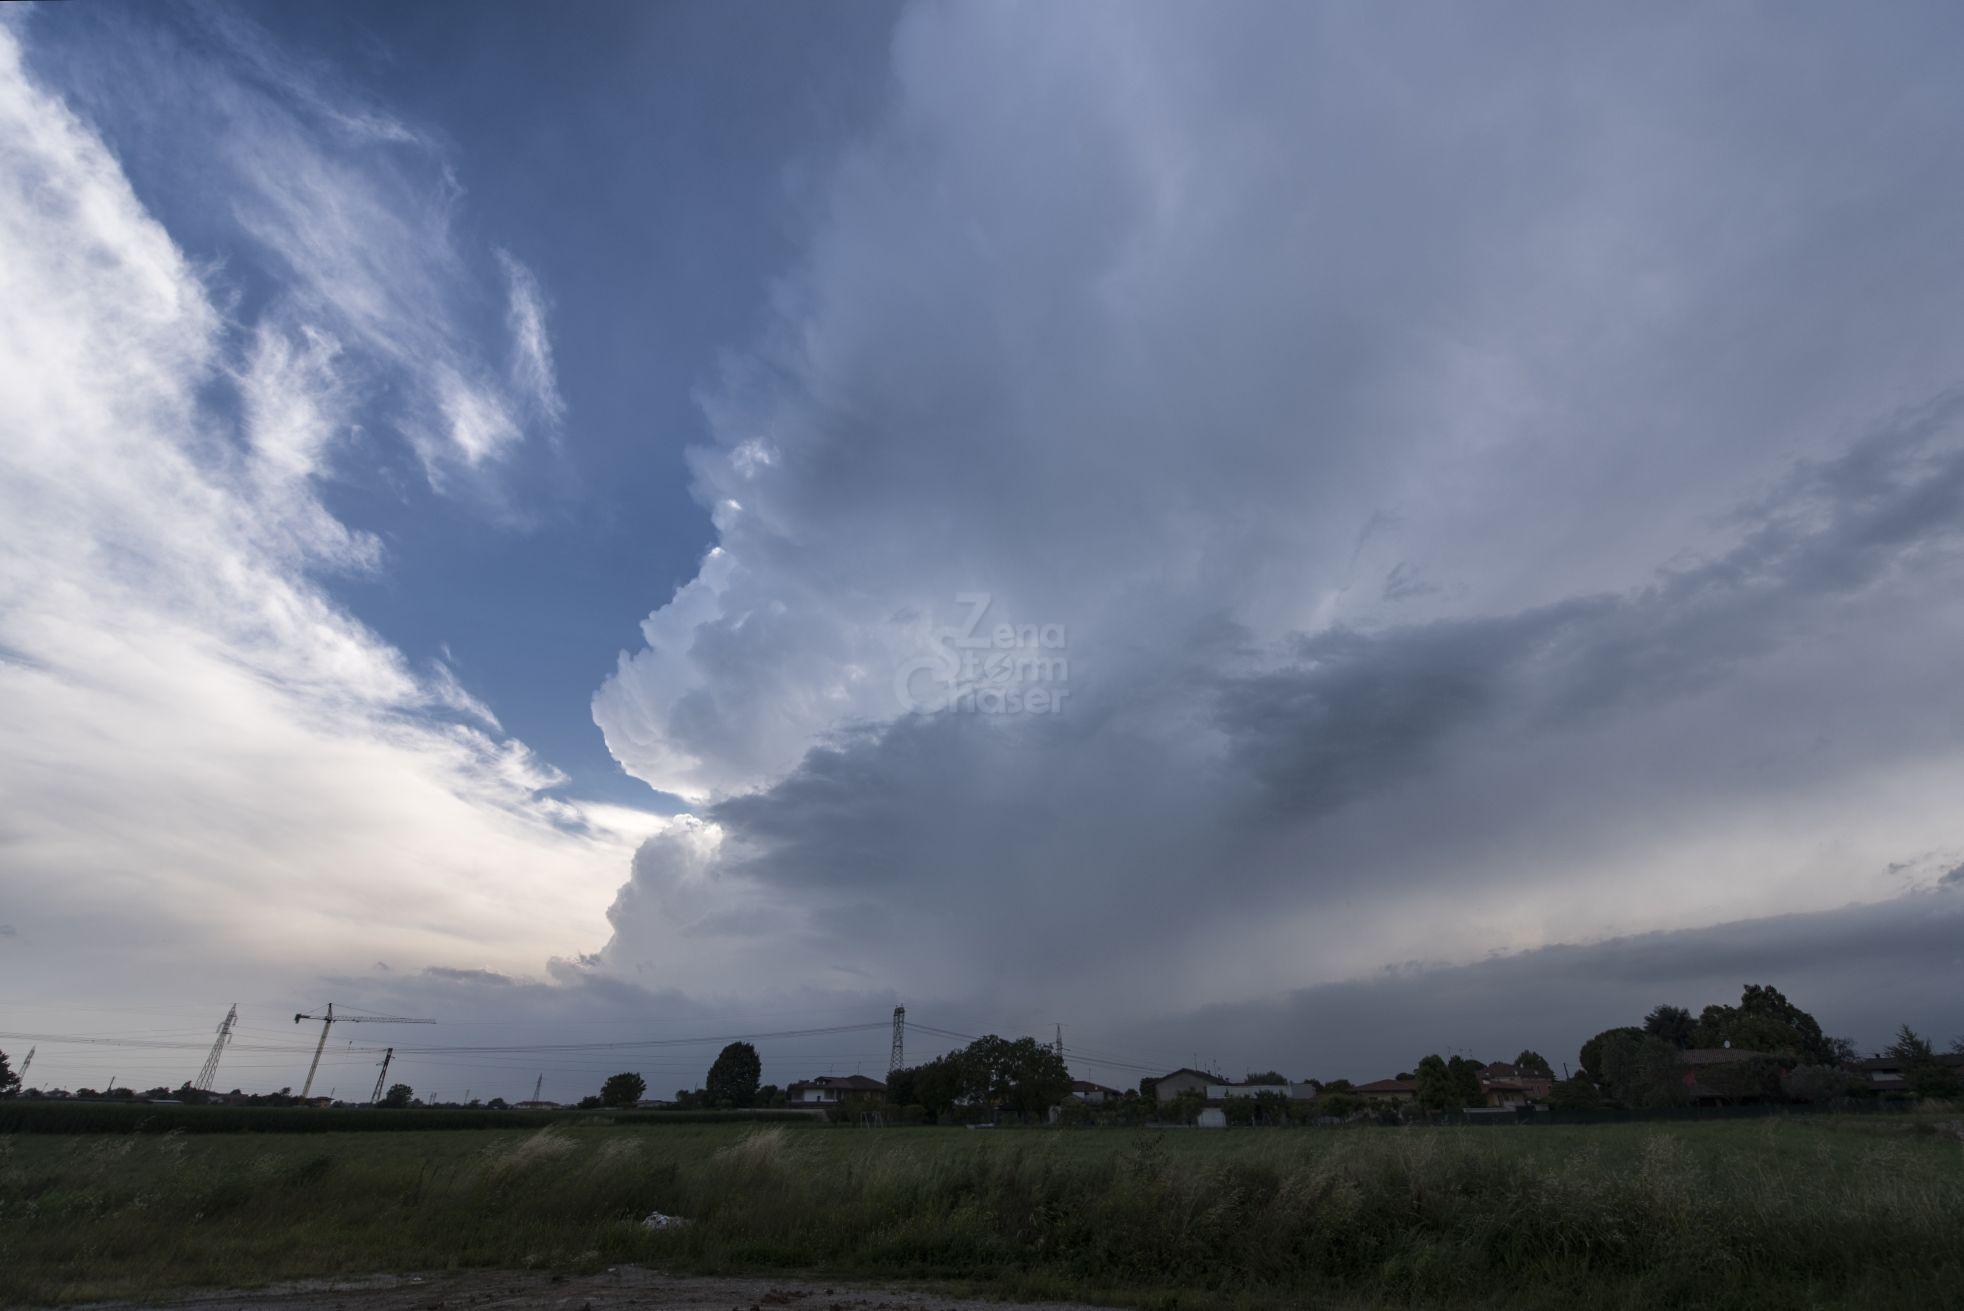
[592,2,1964,1054]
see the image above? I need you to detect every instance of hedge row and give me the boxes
[0,1100,822,1134]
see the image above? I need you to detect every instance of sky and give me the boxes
[3,0,1963,1102]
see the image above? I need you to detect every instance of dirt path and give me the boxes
[82,1267,1122,1311]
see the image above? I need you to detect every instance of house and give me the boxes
[1145,1068,1218,1104]
[1068,1079,1122,1104]
[1478,1078,1551,1108]
[1353,1078,1417,1102]
[787,1074,887,1104]
[1853,1052,1964,1094]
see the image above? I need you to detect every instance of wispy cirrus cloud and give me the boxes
[0,15,645,1013]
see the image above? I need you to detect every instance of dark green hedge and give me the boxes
[0,1100,822,1134]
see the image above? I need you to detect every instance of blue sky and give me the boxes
[5,1,1964,1099]
[21,1,898,806]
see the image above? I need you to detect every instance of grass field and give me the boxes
[3,1116,1960,1309]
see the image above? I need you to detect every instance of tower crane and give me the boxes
[293,1004,433,1100]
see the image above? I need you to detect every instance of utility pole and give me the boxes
[1053,1023,1064,1061]
[369,1048,395,1105]
[193,1004,237,1092]
[889,1006,905,1075]
[293,1004,434,1099]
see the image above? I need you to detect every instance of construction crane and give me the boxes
[369,1048,396,1105]
[293,1004,433,1100]
[192,1005,236,1093]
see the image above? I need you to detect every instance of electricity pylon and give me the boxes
[293,1004,433,1100]
[369,1048,395,1105]
[16,1046,32,1084]
[531,1073,544,1104]
[889,1006,905,1075]
[192,1004,237,1092]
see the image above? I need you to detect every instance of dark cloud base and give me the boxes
[1115,885,1964,1085]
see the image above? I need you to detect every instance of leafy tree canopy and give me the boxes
[1643,1004,1696,1049]
[599,1071,646,1108]
[1512,1050,1553,1079]
[1579,1027,1645,1081]
[381,1083,413,1109]
[705,1041,762,1108]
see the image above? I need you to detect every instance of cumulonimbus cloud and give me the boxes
[591,2,1964,1037]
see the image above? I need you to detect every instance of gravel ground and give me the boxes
[76,1268,1121,1311]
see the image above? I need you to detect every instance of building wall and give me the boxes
[1152,1071,1213,1103]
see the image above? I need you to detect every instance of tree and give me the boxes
[1888,1025,1962,1100]
[599,1071,646,1108]
[381,1083,414,1109]
[1643,1005,1696,1050]
[1692,985,1831,1062]
[1446,1055,1484,1107]
[1887,1024,1935,1065]
[910,1055,968,1118]
[1513,1050,1553,1079]
[1579,1027,1645,1081]
[0,1049,19,1098]
[1597,1032,1689,1109]
[959,1035,1071,1119]
[486,1097,509,1110]
[1414,1055,1457,1112]
[1547,1076,1602,1110]
[705,1042,762,1108]
[1242,1070,1289,1085]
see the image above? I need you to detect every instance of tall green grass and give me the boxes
[2,1117,1959,1308]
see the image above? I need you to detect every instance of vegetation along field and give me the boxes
[4,1116,1961,1310]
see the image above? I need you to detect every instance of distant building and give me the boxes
[1352,1078,1417,1102]
[1145,1068,1218,1104]
[1068,1080,1122,1104]
[787,1074,887,1104]
[513,1099,560,1110]
[1853,1052,1964,1094]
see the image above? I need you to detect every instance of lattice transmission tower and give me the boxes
[192,1004,236,1092]
[889,1006,905,1075]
